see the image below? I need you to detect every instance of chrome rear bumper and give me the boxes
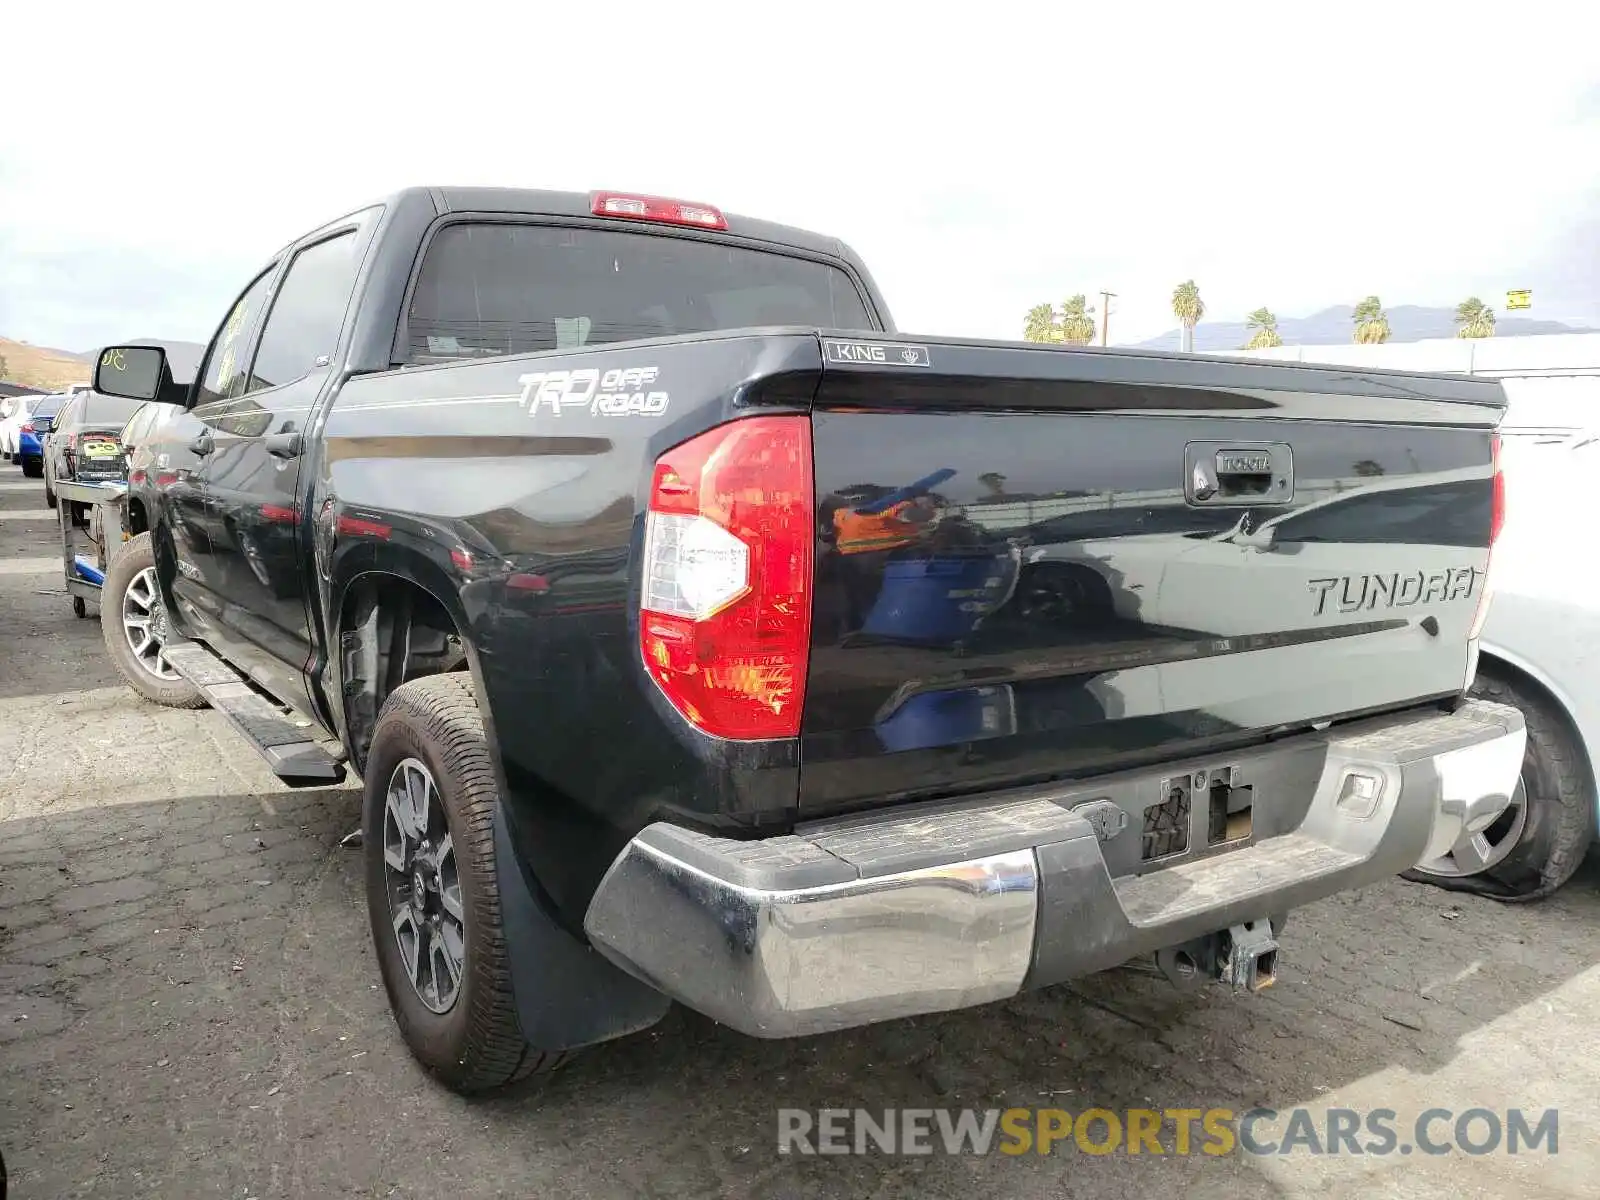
[583,699,1525,1038]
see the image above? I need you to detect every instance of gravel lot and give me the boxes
[2,474,1599,1198]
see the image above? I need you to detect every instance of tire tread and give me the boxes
[1474,672,1595,901]
[99,532,205,709]
[369,673,565,1092]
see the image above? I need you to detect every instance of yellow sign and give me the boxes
[1506,289,1532,310]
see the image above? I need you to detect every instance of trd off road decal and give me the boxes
[517,366,668,417]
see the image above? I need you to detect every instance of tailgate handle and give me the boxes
[1186,442,1294,506]
[1213,452,1275,497]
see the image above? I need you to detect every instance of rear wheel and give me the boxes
[1407,669,1595,900]
[1014,562,1116,627]
[363,673,564,1093]
[21,457,42,479]
[100,533,204,708]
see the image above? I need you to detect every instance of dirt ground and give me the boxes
[2,474,1599,1199]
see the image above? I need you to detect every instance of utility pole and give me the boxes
[1099,291,1117,347]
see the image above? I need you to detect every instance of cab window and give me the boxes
[196,268,278,408]
[245,231,361,392]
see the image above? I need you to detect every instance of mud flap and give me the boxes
[493,804,670,1051]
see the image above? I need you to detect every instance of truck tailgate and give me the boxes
[801,339,1505,815]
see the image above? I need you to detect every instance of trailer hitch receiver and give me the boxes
[1218,919,1279,992]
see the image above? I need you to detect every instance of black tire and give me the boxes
[100,533,205,708]
[1405,669,1596,901]
[1014,562,1116,627]
[21,458,42,479]
[363,673,563,1093]
[44,483,57,509]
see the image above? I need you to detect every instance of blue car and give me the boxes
[16,392,65,479]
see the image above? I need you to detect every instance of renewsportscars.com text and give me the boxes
[777,1106,1559,1158]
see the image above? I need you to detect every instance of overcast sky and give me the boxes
[2,1,1596,355]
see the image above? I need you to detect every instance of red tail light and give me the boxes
[640,415,813,740]
[1469,433,1504,641]
[19,423,34,434]
[591,190,727,231]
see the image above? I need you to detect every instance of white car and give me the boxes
[1,392,44,460]
[1022,466,1491,738]
[1408,426,1600,898]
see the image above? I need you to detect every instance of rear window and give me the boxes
[32,395,64,419]
[402,222,876,364]
[82,394,145,426]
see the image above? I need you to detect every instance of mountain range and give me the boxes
[1133,305,1593,352]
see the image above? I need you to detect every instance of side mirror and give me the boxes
[95,346,169,402]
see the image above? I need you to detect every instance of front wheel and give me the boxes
[363,673,565,1093]
[1406,669,1596,900]
[100,533,204,708]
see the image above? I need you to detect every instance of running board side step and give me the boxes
[162,641,347,787]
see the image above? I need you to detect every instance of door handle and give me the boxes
[189,432,214,456]
[266,431,303,460]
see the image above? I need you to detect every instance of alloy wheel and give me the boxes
[1412,775,1530,878]
[121,567,182,681]
[382,757,466,1014]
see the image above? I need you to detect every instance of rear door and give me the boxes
[196,218,367,698]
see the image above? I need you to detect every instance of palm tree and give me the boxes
[1058,295,1098,345]
[1352,295,1391,344]
[1023,302,1058,344]
[1172,280,1204,352]
[1455,297,1496,339]
[1244,307,1283,350]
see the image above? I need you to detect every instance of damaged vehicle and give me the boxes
[1406,425,1600,899]
[93,185,1523,1094]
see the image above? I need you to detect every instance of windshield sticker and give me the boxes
[518,366,668,417]
[824,340,932,369]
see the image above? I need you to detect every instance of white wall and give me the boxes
[1204,332,1600,429]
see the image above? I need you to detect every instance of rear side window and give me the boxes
[83,394,145,426]
[402,222,876,364]
[120,403,153,442]
[1273,480,1491,548]
[248,231,361,392]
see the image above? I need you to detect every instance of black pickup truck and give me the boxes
[93,186,1525,1094]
